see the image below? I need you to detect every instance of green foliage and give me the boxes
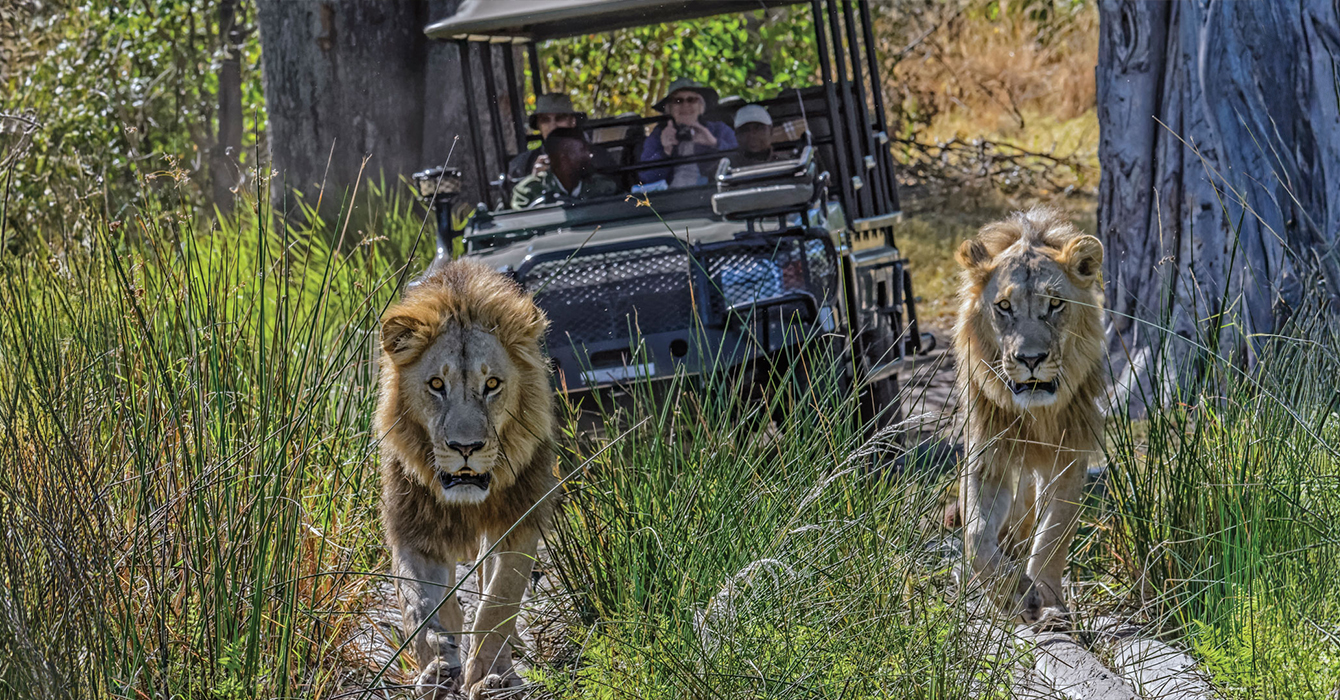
[1102,307,1340,695]
[0,180,433,697]
[1191,596,1340,699]
[541,348,1018,699]
[1,0,266,249]
[974,0,1091,41]
[540,8,820,117]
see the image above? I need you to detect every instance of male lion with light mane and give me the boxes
[376,259,556,698]
[953,207,1104,624]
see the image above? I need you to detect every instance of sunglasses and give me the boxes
[669,94,703,105]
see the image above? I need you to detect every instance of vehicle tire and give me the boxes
[861,371,903,435]
[853,329,906,474]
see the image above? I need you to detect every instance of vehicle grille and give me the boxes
[522,245,694,347]
[699,237,838,320]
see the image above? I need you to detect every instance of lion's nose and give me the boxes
[447,441,486,458]
[1014,352,1049,372]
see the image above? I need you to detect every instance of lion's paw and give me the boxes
[1034,604,1073,631]
[1008,575,1043,624]
[468,672,519,700]
[416,658,463,698]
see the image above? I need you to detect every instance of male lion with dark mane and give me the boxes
[376,259,556,698]
[953,207,1104,624]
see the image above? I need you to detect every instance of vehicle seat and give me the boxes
[588,113,644,191]
[711,146,822,218]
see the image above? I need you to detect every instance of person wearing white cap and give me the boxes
[733,104,779,167]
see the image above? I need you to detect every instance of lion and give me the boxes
[952,207,1105,624]
[376,259,556,698]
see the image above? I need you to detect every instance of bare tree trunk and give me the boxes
[211,0,244,215]
[255,0,429,227]
[1097,0,1340,413]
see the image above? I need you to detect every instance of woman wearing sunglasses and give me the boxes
[636,78,738,188]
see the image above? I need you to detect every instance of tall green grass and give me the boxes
[0,182,432,697]
[2,173,1338,699]
[538,350,1018,699]
[1102,305,1340,697]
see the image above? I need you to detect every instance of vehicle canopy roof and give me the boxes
[425,0,807,42]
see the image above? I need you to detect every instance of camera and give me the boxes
[675,124,694,143]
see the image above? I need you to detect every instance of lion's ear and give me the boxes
[517,301,549,343]
[956,238,995,286]
[381,311,433,364]
[1059,235,1104,287]
[955,238,991,271]
[528,308,549,341]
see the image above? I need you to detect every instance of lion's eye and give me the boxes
[1049,298,1065,310]
[428,377,445,392]
[484,377,501,393]
[995,299,1012,313]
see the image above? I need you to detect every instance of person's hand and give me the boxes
[687,123,718,148]
[531,154,550,176]
[660,126,680,155]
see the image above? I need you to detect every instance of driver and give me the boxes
[510,128,619,209]
[507,93,585,182]
[636,78,737,187]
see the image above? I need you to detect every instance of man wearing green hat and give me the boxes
[636,78,737,187]
[507,93,586,183]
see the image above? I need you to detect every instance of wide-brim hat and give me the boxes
[529,93,585,130]
[653,78,720,113]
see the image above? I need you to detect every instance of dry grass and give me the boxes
[879,0,1101,331]
[887,1,1098,143]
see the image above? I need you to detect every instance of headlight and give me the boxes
[717,257,783,309]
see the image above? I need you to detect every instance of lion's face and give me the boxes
[377,260,553,507]
[955,208,1104,413]
[395,323,526,504]
[977,250,1086,409]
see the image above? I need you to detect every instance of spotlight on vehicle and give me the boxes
[412,166,462,205]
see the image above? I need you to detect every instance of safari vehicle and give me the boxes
[414,0,932,427]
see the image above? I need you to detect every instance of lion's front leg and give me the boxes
[392,547,464,696]
[1025,456,1085,617]
[464,528,538,699]
[962,453,1040,621]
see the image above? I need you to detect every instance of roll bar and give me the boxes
[426,0,808,42]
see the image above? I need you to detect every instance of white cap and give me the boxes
[733,104,773,129]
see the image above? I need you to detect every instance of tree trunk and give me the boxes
[211,0,244,215]
[1097,0,1340,412]
[255,0,430,228]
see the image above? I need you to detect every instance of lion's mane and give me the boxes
[953,207,1105,453]
[376,259,556,560]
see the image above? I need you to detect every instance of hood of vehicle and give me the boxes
[468,216,751,273]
